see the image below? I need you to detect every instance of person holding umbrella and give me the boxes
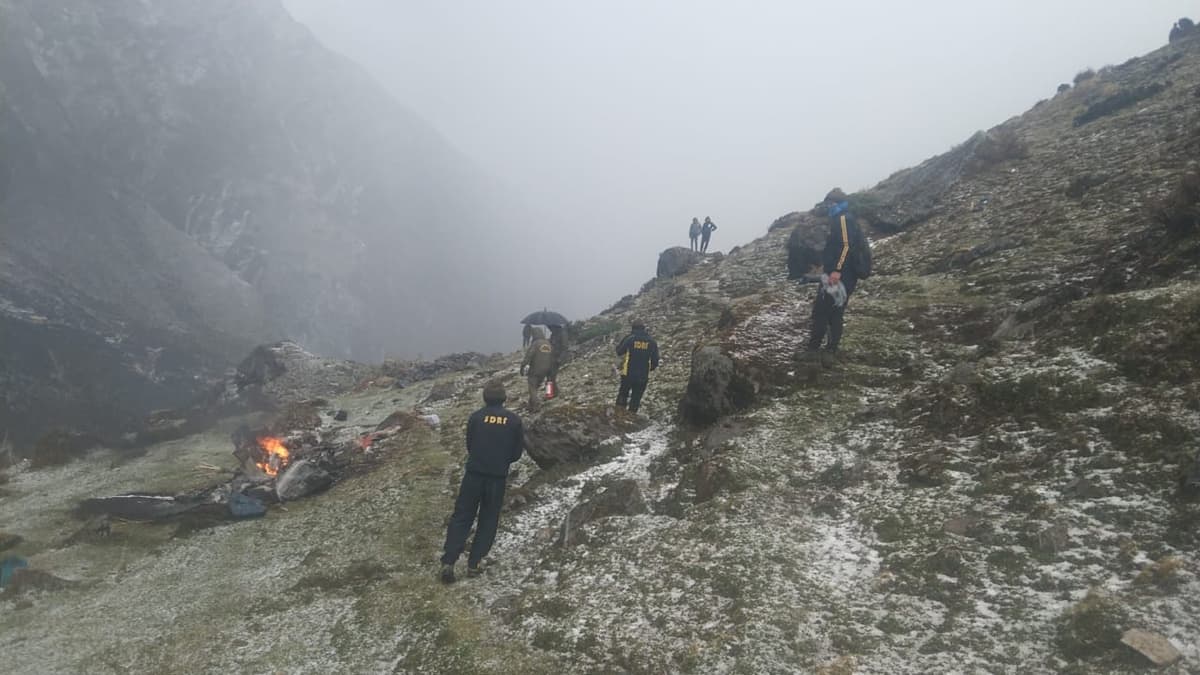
[520,327,555,411]
[521,309,570,398]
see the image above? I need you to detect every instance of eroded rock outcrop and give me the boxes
[678,346,756,427]
[656,247,703,279]
[523,405,647,469]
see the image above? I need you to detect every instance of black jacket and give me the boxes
[823,211,866,279]
[616,330,660,381]
[464,405,524,477]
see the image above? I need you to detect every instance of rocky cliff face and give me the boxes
[1,23,1198,675]
[0,0,533,447]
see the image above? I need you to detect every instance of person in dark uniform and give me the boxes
[440,380,524,583]
[615,320,660,413]
[805,188,868,365]
[520,327,555,412]
[689,217,702,251]
[700,216,718,253]
[547,324,568,391]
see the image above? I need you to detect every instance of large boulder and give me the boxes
[678,346,757,427]
[523,405,647,470]
[656,247,703,279]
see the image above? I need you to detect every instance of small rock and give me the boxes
[942,516,974,537]
[1035,523,1073,556]
[0,532,22,552]
[1121,628,1182,667]
[1064,475,1105,499]
[333,409,349,422]
[557,478,648,547]
[423,381,457,403]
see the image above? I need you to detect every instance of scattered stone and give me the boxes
[136,409,202,445]
[375,411,422,432]
[1064,475,1106,499]
[1121,628,1182,667]
[656,246,702,279]
[423,381,457,403]
[942,516,975,537]
[332,409,349,422]
[1034,523,1073,556]
[897,450,948,487]
[688,457,747,503]
[678,346,756,427]
[0,532,22,552]
[812,492,844,517]
[275,459,333,501]
[558,478,648,547]
[523,405,647,470]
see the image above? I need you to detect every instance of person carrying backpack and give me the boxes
[688,218,702,251]
[700,217,718,253]
[803,188,871,366]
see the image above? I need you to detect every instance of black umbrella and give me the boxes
[521,309,569,326]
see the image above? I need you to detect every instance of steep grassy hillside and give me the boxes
[2,32,1199,675]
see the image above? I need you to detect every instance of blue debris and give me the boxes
[1,556,29,588]
[228,492,267,519]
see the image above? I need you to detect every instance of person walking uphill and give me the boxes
[688,217,702,251]
[440,380,524,583]
[805,188,871,365]
[700,216,718,253]
[520,327,555,411]
[615,320,660,413]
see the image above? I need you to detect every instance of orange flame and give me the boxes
[256,436,290,477]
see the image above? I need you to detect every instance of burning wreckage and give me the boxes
[79,409,437,524]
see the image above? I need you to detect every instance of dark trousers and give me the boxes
[689,235,699,251]
[616,376,648,412]
[807,277,856,352]
[700,234,712,252]
[441,471,507,566]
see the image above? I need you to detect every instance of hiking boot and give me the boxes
[466,561,485,578]
[439,563,456,584]
[794,349,820,364]
[820,350,840,369]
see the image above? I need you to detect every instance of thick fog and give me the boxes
[283,1,1193,320]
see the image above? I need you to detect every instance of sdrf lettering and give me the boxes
[633,341,650,350]
[484,415,508,425]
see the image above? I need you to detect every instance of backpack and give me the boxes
[855,228,873,279]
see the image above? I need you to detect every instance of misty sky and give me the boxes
[282,1,1194,319]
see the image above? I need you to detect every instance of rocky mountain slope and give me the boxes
[2,28,1199,675]
[0,0,538,449]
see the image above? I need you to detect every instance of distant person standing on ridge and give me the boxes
[520,327,555,411]
[689,217,702,251]
[522,324,535,349]
[440,380,523,583]
[700,216,718,253]
[804,188,871,366]
[615,320,660,413]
